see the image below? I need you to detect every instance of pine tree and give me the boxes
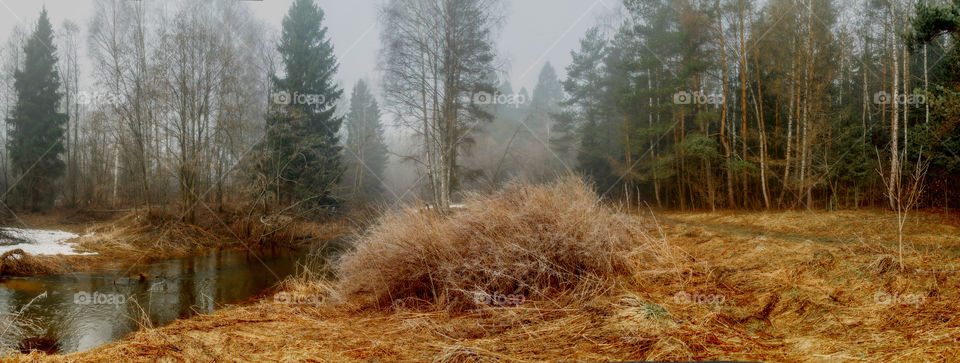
[906,0,960,210]
[5,9,66,211]
[559,27,615,188]
[264,0,343,210]
[344,80,388,202]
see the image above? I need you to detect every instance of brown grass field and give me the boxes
[10,180,960,362]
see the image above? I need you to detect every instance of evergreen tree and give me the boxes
[5,9,66,211]
[907,0,960,209]
[559,27,615,188]
[263,0,343,210]
[344,80,388,202]
[530,63,563,136]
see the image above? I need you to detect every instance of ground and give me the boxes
[11,209,960,362]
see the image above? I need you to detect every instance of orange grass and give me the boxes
[337,177,672,311]
[13,186,960,361]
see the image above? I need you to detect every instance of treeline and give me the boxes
[550,0,960,210]
[0,0,389,219]
[2,0,958,217]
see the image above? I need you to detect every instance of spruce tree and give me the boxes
[530,63,563,129]
[5,9,66,211]
[344,80,388,201]
[264,0,343,210]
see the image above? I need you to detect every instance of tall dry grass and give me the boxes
[73,207,349,260]
[336,177,669,311]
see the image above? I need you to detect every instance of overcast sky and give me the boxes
[0,0,619,95]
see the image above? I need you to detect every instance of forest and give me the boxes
[0,0,958,360]
[2,0,959,215]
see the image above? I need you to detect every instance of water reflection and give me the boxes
[0,247,316,354]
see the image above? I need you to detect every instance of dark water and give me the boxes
[0,246,324,354]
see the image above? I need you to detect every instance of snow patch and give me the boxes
[0,228,96,256]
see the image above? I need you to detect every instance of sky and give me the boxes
[0,0,619,95]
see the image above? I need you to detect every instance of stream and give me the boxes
[0,245,330,354]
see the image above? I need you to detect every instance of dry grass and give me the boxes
[0,207,352,277]
[72,207,350,261]
[0,249,69,276]
[12,185,960,361]
[664,209,960,253]
[337,177,671,311]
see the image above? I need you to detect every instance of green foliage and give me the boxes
[677,134,719,160]
[907,0,960,49]
[642,302,669,319]
[907,1,960,208]
[726,159,758,175]
[829,128,872,186]
[262,0,343,210]
[5,9,66,211]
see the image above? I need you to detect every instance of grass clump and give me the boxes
[0,249,65,276]
[337,177,664,311]
[75,207,348,260]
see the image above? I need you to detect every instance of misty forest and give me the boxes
[0,0,958,360]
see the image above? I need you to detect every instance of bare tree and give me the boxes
[153,1,224,222]
[379,0,502,211]
[878,149,929,271]
[89,0,157,210]
[59,20,81,206]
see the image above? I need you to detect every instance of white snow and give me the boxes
[0,228,96,256]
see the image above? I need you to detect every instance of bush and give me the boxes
[336,177,663,311]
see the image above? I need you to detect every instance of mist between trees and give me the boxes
[1,0,959,218]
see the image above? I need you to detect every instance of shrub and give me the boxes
[336,177,663,311]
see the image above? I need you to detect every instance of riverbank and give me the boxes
[12,188,960,361]
[0,207,352,276]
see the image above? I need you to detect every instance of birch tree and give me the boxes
[380,0,501,211]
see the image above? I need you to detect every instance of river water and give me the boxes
[0,246,325,354]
